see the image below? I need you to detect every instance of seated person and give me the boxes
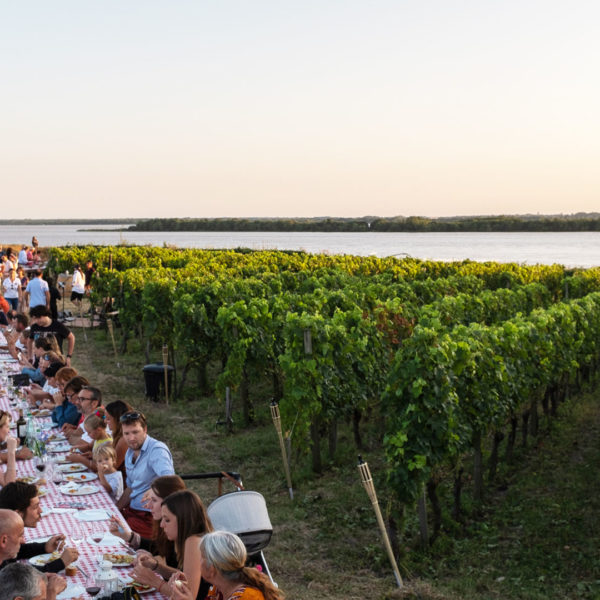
[0,411,17,487]
[20,337,56,386]
[50,369,81,428]
[26,359,64,407]
[94,444,123,502]
[131,490,213,600]
[0,562,67,600]
[110,475,186,562]
[0,483,78,572]
[171,531,284,600]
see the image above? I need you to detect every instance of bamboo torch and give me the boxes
[162,344,169,405]
[357,456,403,588]
[270,401,293,500]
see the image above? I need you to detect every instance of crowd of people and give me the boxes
[0,245,283,600]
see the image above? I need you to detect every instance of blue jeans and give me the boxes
[5,297,18,311]
[21,367,45,386]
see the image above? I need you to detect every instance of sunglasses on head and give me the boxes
[120,411,144,424]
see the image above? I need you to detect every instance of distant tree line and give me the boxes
[129,215,600,233]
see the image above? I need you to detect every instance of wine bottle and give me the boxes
[16,410,27,446]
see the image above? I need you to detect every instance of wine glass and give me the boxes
[51,466,63,486]
[70,524,84,547]
[90,523,104,545]
[34,455,48,475]
[85,575,102,598]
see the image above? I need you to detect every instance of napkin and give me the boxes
[57,584,86,600]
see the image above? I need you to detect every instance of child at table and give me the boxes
[84,409,112,452]
[94,443,123,502]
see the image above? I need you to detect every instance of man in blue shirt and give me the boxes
[117,411,174,537]
[24,270,49,310]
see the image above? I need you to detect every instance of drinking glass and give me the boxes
[90,523,104,545]
[34,455,48,475]
[70,524,84,547]
[85,575,102,598]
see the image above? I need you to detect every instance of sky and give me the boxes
[2,1,599,219]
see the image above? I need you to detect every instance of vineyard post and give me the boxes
[270,400,294,500]
[417,486,429,547]
[79,301,88,342]
[358,456,403,588]
[106,318,120,367]
[162,344,169,405]
[304,328,322,473]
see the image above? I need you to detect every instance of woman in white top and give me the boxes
[3,255,16,277]
[71,265,85,304]
[3,269,22,311]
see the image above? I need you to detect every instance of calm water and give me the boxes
[4,224,600,268]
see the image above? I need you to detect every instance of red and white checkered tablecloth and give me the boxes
[0,368,165,599]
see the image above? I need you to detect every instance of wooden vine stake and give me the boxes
[358,456,403,588]
[270,401,294,500]
[162,344,169,405]
[106,318,120,367]
[79,301,88,342]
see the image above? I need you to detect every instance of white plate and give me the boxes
[56,463,86,473]
[46,432,66,442]
[28,551,61,566]
[64,472,98,483]
[102,553,136,567]
[74,509,111,522]
[120,575,154,592]
[86,533,126,547]
[47,444,71,453]
[40,422,57,430]
[46,507,77,516]
[57,584,86,600]
[59,484,99,496]
[17,476,42,485]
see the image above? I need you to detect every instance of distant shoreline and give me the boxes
[127,214,600,233]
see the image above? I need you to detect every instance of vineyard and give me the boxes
[48,246,600,556]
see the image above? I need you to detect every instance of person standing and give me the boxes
[24,271,49,311]
[27,305,75,363]
[3,269,21,312]
[71,265,85,306]
[84,260,95,294]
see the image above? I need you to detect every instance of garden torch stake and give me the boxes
[162,344,169,405]
[357,456,403,588]
[270,401,293,500]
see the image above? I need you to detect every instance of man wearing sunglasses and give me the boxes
[116,411,174,538]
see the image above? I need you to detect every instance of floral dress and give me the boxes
[206,586,264,600]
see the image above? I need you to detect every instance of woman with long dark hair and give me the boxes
[110,474,186,567]
[131,489,213,599]
[105,400,133,470]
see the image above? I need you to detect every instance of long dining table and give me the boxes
[0,354,163,599]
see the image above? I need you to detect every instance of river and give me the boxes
[3,224,600,268]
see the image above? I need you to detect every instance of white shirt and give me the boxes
[3,278,20,299]
[72,270,85,294]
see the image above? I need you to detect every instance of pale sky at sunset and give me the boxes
[2,1,599,219]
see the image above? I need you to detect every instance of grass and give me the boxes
[69,312,600,600]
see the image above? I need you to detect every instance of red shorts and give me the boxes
[121,506,154,539]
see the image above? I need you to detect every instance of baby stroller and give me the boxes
[180,471,275,583]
